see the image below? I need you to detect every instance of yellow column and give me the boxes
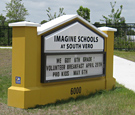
[8,21,41,108]
[98,27,117,90]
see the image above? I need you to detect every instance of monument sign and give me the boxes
[8,15,116,109]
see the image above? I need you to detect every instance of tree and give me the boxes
[40,20,48,24]
[100,1,124,24]
[46,7,66,21]
[4,0,29,22]
[77,6,90,22]
[0,14,7,26]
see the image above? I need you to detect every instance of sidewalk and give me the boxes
[113,55,135,92]
[0,47,12,49]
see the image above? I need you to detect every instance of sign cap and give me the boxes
[9,21,41,27]
[98,27,117,32]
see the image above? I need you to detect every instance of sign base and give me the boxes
[8,77,105,109]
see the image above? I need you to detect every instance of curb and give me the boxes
[0,47,12,49]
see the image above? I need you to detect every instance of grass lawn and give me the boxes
[0,49,135,115]
[114,50,135,62]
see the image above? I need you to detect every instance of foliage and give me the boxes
[0,14,7,26]
[114,36,135,51]
[0,27,12,46]
[127,29,135,35]
[4,0,29,22]
[77,6,90,22]
[40,20,48,24]
[99,1,128,48]
[100,1,124,24]
[46,7,66,21]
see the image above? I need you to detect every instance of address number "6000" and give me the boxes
[70,87,81,95]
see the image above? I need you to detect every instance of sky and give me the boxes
[1,0,135,24]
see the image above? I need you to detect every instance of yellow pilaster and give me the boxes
[8,22,41,108]
[98,27,117,90]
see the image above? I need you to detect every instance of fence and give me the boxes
[0,26,12,46]
[94,23,135,50]
[1,24,135,50]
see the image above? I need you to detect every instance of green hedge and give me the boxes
[0,27,12,46]
[114,37,135,51]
